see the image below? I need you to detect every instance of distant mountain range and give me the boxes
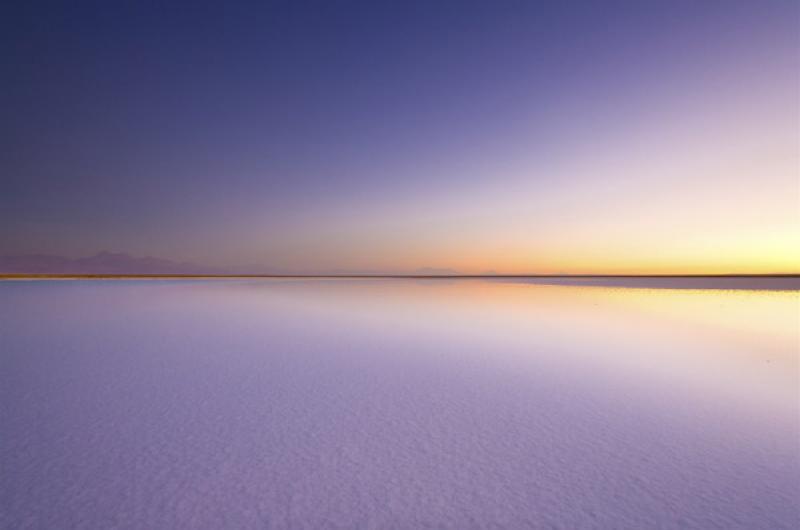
[0,252,466,276]
[414,267,459,275]
[0,252,226,275]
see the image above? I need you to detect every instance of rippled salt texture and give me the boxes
[1,279,798,529]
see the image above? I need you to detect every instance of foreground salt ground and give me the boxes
[1,279,798,529]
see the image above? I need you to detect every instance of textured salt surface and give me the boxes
[1,280,798,529]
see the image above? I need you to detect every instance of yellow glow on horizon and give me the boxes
[227,43,799,276]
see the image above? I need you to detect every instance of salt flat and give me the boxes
[1,279,798,529]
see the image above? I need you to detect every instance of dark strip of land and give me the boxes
[1,274,798,291]
[0,274,797,279]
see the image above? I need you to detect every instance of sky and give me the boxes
[2,0,798,274]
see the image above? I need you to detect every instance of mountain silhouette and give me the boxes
[414,267,459,276]
[0,252,225,275]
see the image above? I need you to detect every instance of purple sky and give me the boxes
[2,1,798,273]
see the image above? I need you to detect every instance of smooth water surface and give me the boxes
[1,279,798,528]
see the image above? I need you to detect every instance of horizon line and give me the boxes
[1,273,798,279]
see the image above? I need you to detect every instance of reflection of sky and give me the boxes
[2,1,798,273]
[219,279,799,412]
[3,279,798,527]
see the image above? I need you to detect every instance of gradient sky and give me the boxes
[2,0,798,273]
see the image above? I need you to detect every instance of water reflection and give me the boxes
[216,279,798,412]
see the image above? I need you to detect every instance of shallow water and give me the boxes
[1,279,798,529]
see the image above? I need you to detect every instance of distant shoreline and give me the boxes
[1,273,799,291]
[0,274,798,279]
